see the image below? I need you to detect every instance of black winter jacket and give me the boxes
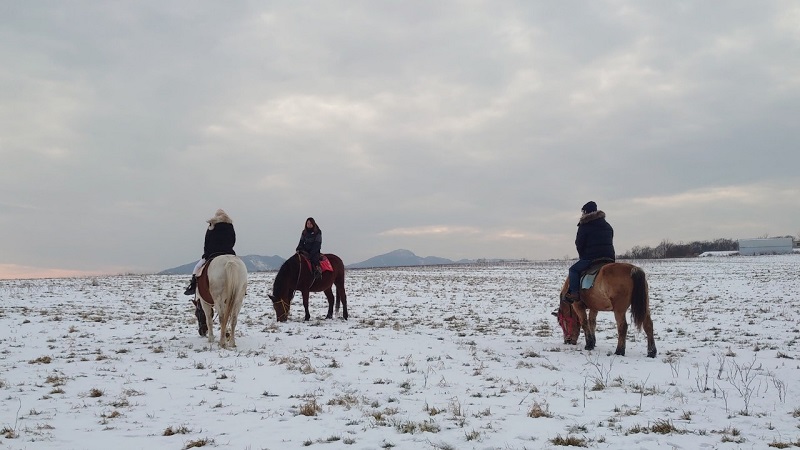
[203,222,236,259]
[296,229,322,256]
[575,211,615,261]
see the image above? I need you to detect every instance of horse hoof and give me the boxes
[615,349,625,356]
[325,314,333,320]
[584,344,595,351]
[647,350,657,358]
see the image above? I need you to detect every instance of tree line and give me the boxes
[618,238,738,259]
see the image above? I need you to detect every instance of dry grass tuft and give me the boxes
[528,400,552,418]
[28,355,52,364]
[183,437,214,449]
[2,426,19,439]
[87,388,104,398]
[550,434,588,447]
[163,424,192,436]
[298,398,322,416]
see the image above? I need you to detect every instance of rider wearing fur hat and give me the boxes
[564,201,615,303]
[184,209,237,296]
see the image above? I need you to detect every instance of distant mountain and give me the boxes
[157,254,287,275]
[158,250,469,274]
[348,249,463,269]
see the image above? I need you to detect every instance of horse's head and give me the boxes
[268,294,290,322]
[193,299,208,336]
[553,295,580,345]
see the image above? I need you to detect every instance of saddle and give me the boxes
[196,255,219,305]
[580,258,615,290]
[299,253,333,273]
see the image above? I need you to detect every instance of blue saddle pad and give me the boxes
[581,273,596,290]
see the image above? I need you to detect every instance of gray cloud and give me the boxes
[2,1,799,276]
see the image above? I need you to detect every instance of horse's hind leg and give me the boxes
[643,313,656,358]
[228,314,236,348]
[323,288,335,319]
[613,310,628,356]
[229,303,242,348]
[584,309,598,351]
[218,310,229,348]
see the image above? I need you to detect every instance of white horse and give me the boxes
[197,255,247,348]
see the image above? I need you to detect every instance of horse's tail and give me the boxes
[630,266,649,331]
[223,259,244,320]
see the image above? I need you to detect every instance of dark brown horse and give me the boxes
[554,262,656,358]
[268,253,348,322]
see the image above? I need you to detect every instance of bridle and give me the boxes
[271,296,291,321]
[557,303,579,340]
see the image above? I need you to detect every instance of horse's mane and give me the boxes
[272,256,297,299]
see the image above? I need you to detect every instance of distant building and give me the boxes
[738,237,794,256]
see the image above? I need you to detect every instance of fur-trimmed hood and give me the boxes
[578,210,606,226]
[207,209,233,230]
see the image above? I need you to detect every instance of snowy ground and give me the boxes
[1,255,799,449]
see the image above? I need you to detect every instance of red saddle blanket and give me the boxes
[302,254,333,272]
[197,256,217,305]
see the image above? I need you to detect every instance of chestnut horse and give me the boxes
[554,262,656,358]
[196,255,248,348]
[268,253,348,322]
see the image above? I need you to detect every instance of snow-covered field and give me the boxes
[1,255,799,449]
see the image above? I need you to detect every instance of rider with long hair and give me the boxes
[296,217,322,280]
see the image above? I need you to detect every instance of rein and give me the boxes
[269,254,304,321]
[294,253,303,291]
[295,252,316,290]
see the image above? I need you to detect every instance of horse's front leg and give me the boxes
[303,291,311,321]
[613,310,628,356]
[203,303,215,344]
[323,288,334,319]
[338,285,348,320]
[194,300,208,337]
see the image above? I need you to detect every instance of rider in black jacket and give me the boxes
[296,217,322,280]
[565,201,615,303]
[184,209,236,295]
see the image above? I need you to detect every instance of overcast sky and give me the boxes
[2,1,799,278]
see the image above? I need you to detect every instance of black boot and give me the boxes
[313,266,322,280]
[564,290,580,304]
[184,275,197,296]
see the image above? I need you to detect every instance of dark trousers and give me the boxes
[300,251,320,268]
[568,259,592,293]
